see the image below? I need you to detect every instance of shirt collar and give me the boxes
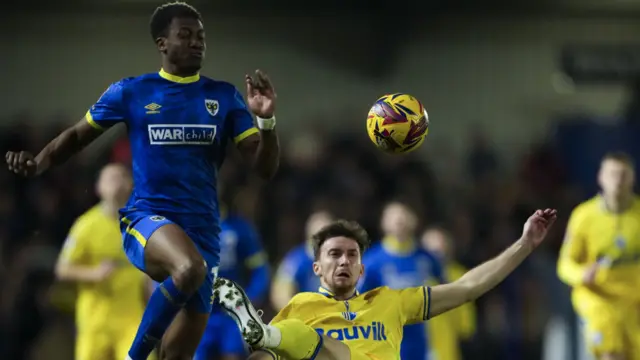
[158,68,200,84]
[382,235,416,255]
[318,286,359,300]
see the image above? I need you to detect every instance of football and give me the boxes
[366,93,429,154]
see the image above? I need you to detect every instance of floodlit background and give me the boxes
[1,1,640,359]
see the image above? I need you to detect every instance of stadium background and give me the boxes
[2,1,640,359]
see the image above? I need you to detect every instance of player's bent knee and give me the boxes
[172,259,207,293]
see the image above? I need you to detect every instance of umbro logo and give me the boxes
[341,311,357,321]
[145,103,162,114]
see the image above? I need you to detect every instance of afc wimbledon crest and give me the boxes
[205,99,219,116]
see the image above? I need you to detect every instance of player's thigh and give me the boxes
[316,335,353,360]
[75,331,113,360]
[580,311,625,359]
[121,213,204,283]
[160,306,210,359]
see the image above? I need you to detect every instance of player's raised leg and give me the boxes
[216,278,355,360]
[123,217,207,360]
[248,336,357,360]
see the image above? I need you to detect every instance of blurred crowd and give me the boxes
[0,118,582,360]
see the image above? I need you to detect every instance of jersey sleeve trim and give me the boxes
[424,286,431,320]
[234,127,259,144]
[85,111,105,131]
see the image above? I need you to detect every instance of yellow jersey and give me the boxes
[59,205,147,332]
[428,262,476,360]
[557,195,640,309]
[270,286,431,359]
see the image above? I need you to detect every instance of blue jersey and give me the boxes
[358,237,445,360]
[275,244,320,293]
[87,70,258,252]
[217,213,270,306]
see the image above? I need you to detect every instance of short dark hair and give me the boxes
[602,151,635,169]
[311,220,370,260]
[150,2,202,40]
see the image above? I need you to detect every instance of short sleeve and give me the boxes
[396,286,431,325]
[227,87,258,144]
[59,217,92,264]
[86,80,129,130]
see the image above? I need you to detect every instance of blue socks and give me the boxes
[128,277,190,360]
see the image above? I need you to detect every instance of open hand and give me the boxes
[521,209,558,248]
[6,151,37,177]
[246,69,276,118]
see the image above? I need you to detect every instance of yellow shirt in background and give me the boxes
[59,205,147,332]
[558,196,640,311]
[428,262,476,360]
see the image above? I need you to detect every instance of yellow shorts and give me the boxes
[579,302,640,358]
[75,324,142,360]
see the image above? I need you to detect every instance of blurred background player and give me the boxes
[422,226,477,360]
[358,201,444,360]
[54,164,152,360]
[270,211,333,310]
[557,152,640,360]
[195,201,270,360]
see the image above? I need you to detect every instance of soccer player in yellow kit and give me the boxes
[422,227,476,360]
[557,152,640,360]
[55,164,150,360]
[214,208,556,360]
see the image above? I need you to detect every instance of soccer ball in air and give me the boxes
[366,93,429,154]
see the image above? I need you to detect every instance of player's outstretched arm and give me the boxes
[428,209,557,319]
[6,117,102,177]
[237,69,280,179]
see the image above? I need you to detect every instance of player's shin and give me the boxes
[127,277,191,360]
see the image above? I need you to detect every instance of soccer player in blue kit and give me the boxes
[359,202,444,360]
[5,2,280,359]
[195,207,270,360]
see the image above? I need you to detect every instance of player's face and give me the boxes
[598,159,635,197]
[313,236,364,294]
[421,230,449,259]
[97,165,132,205]
[381,203,417,238]
[161,17,206,72]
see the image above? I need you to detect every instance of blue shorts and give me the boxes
[120,210,220,313]
[194,311,247,359]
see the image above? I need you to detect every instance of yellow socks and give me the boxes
[264,319,322,359]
